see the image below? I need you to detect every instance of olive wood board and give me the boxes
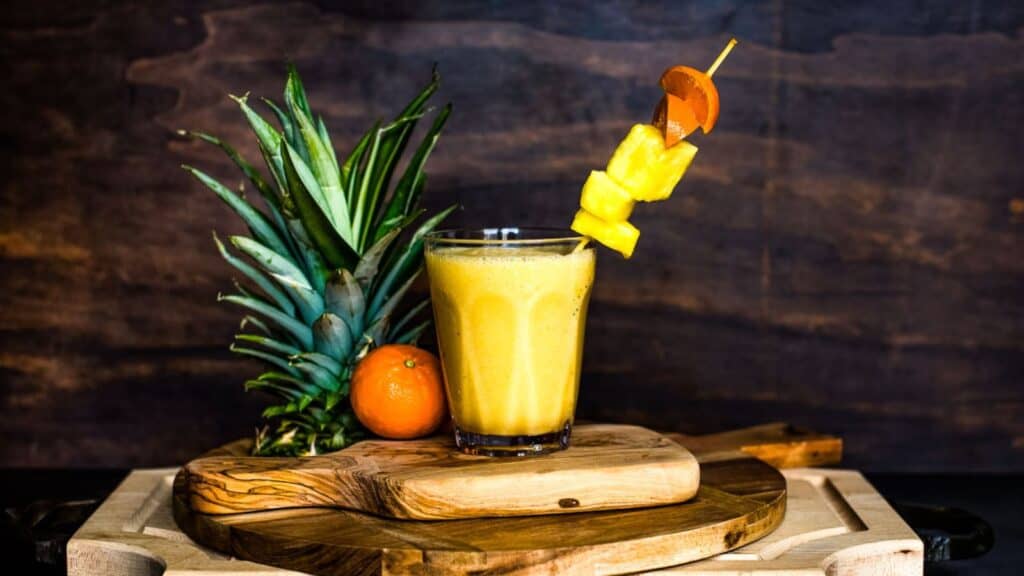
[161,423,825,575]
[182,424,700,520]
[68,467,921,576]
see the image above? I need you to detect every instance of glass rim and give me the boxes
[425,227,586,246]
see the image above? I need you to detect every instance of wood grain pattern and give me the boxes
[181,424,700,519]
[671,421,843,469]
[172,451,786,575]
[69,466,920,576]
[3,1,1023,471]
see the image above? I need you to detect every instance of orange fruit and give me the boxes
[652,93,700,148]
[351,344,447,439]
[653,65,720,146]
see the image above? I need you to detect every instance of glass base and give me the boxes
[454,421,572,457]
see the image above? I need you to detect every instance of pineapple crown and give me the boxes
[180,65,455,456]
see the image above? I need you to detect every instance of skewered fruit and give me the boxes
[606,124,698,202]
[571,209,639,259]
[580,170,635,221]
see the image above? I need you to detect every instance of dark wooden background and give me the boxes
[2,1,1022,471]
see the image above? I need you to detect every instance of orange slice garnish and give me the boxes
[652,92,704,148]
[652,38,737,147]
[659,65,716,135]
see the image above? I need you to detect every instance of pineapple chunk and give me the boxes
[580,170,635,222]
[571,209,640,259]
[606,124,698,202]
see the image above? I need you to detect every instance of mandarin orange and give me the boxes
[351,345,447,439]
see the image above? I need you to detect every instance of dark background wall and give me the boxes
[2,1,1022,472]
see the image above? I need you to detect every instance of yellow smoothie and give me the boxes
[425,245,595,437]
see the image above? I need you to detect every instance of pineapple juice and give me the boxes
[425,242,595,452]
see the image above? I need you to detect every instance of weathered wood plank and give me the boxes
[2,1,1022,470]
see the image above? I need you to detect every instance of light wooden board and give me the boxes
[173,449,786,575]
[68,467,919,576]
[182,424,700,520]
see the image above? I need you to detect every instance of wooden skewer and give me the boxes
[575,39,737,255]
[572,237,591,253]
[705,37,738,78]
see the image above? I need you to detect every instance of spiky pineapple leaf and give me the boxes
[229,344,301,377]
[213,232,295,317]
[353,114,426,251]
[324,269,365,338]
[285,70,351,240]
[369,204,457,318]
[261,98,295,153]
[179,130,281,211]
[374,103,451,242]
[292,352,344,377]
[230,235,324,324]
[240,315,272,336]
[281,146,355,270]
[245,379,304,400]
[313,313,353,362]
[290,360,339,392]
[391,297,430,338]
[316,115,339,168]
[229,94,288,198]
[371,269,421,326]
[257,371,320,396]
[182,165,292,258]
[393,319,432,345]
[235,334,302,357]
[341,122,375,206]
[353,227,400,292]
[219,293,313,349]
[284,218,329,293]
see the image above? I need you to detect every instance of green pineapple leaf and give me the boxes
[219,293,313,349]
[341,122,376,206]
[393,319,432,345]
[234,334,302,357]
[371,269,421,327]
[240,315,272,336]
[229,94,288,198]
[285,70,351,241]
[324,269,365,338]
[257,371,320,396]
[280,146,356,269]
[353,227,402,292]
[369,204,457,318]
[290,360,339,392]
[292,352,344,377]
[182,165,291,259]
[390,297,430,338]
[229,343,301,377]
[374,103,451,242]
[313,312,354,361]
[178,130,281,212]
[244,379,304,401]
[213,233,295,316]
[229,235,324,324]
[316,115,339,168]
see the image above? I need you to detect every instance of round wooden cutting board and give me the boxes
[173,436,786,576]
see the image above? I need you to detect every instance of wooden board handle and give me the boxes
[182,454,365,514]
[668,422,842,468]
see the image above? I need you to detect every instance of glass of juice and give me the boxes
[424,228,596,456]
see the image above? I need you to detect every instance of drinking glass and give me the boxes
[424,228,595,456]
